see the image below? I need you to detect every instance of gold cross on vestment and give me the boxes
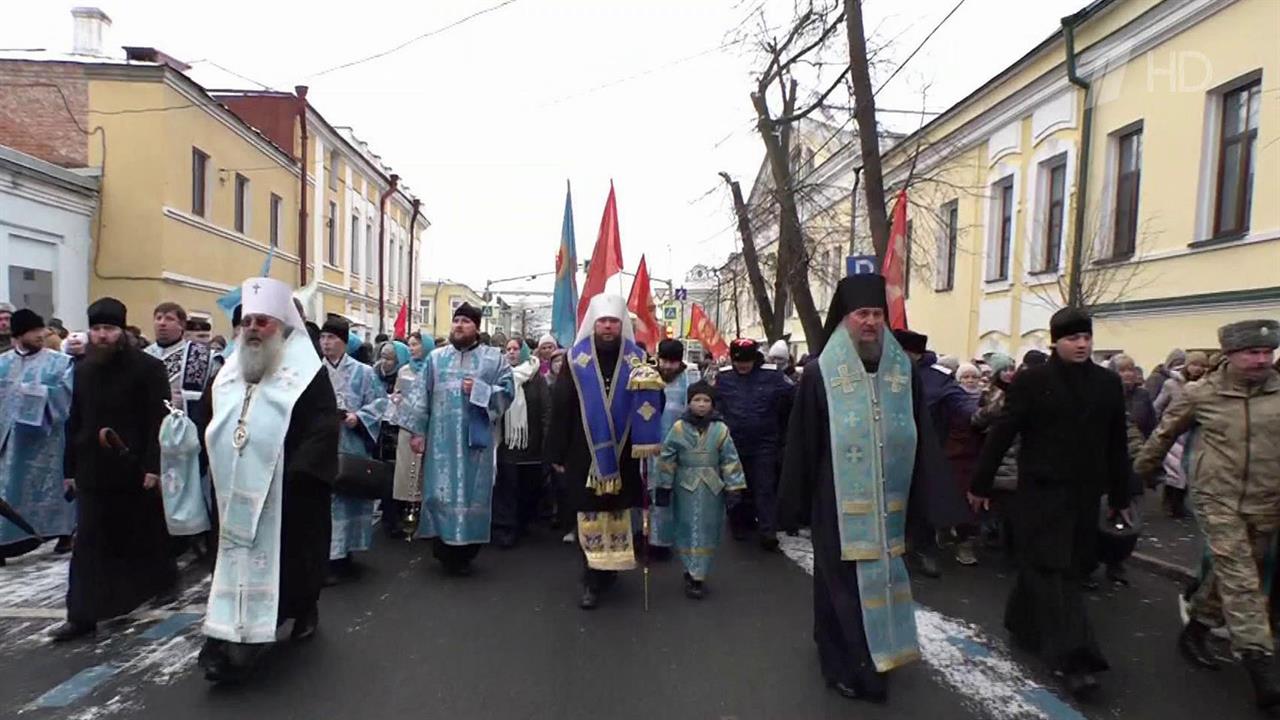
[884,369,909,394]
[574,352,592,368]
[637,401,656,422]
[830,364,857,394]
[846,445,865,464]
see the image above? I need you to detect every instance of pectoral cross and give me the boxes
[830,364,857,394]
[232,384,257,453]
[884,369,909,394]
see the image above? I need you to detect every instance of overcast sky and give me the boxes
[7,0,1084,297]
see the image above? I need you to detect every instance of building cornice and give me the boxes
[159,71,300,173]
[162,205,300,264]
[161,271,234,295]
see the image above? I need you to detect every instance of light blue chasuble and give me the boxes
[646,372,689,547]
[654,419,745,580]
[326,354,386,559]
[204,331,319,644]
[818,329,920,672]
[400,343,512,545]
[0,348,75,546]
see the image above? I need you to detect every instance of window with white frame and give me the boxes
[1112,126,1143,259]
[1034,155,1068,273]
[350,213,360,274]
[1213,79,1261,238]
[365,222,374,281]
[935,200,958,292]
[191,148,208,217]
[987,177,1015,282]
[420,298,431,326]
[233,174,249,234]
[269,194,282,248]
[326,201,338,265]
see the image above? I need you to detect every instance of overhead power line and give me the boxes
[308,0,522,79]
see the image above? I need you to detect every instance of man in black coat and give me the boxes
[51,298,177,642]
[968,307,1133,699]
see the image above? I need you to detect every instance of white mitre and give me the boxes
[574,294,634,345]
[241,277,305,332]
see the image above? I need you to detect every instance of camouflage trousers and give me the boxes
[1189,505,1280,654]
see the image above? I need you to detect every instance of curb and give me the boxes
[1130,551,1196,583]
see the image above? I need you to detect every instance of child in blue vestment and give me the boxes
[654,381,747,599]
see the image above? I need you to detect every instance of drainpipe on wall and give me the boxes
[1062,15,1092,309]
[377,174,400,335]
[408,198,421,334]
[296,85,310,289]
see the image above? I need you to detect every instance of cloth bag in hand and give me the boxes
[158,402,211,536]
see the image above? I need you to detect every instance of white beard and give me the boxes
[239,333,284,384]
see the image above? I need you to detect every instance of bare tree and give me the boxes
[1024,211,1159,312]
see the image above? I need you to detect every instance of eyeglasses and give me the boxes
[241,315,277,329]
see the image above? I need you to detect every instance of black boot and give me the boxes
[683,573,705,600]
[759,534,780,553]
[290,605,319,641]
[53,535,74,554]
[1243,650,1280,710]
[198,638,231,682]
[49,621,95,643]
[1062,671,1101,699]
[908,550,941,579]
[579,586,599,610]
[1178,620,1221,670]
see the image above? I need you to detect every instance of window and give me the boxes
[269,194,282,248]
[420,298,431,326]
[191,148,208,217]
[1214,80,1261,237]
[328,149,339,191]
[233,174,249,233]
[1113,128,1143,258]
[366,222,375,282]
[351,214,360,274]
[326,201,338,265]
[1038,157,1067,272]
[935,201,958,291]
[988,178,1014,282]
[449,295,464,310]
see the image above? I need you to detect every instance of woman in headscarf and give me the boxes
[493,338,551,548]
[972,353,1018,557]
[388,333,433,539]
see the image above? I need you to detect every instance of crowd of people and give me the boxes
[0,283,1278,711]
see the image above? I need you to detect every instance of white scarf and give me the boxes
[504,357,540,450]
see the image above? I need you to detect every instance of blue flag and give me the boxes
[216,246,276,320]
[550,181,579,348]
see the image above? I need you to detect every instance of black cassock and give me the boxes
[970,355,1130,675]
[64,346,177,625]
[196,366,338,624]
[778,360,961,697]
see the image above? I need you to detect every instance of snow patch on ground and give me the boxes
[779,534,1080,720]
[0,544,70,607]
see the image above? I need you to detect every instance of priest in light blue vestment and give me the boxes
[400,302,512,575]
[778,274,961,705]
[0,309,75,560]
[319,314,386,575]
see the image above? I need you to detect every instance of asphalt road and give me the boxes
[0,525,1263,720]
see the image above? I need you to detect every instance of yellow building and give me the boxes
[0,8,428,338]
[880,0,1279,368]
[418,280,485,340]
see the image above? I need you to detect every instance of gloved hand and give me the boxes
[654,488,672,508]
[724,490,743,511]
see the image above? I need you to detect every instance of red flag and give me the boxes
[577,182,624,322]
[883,189,909,330]
[393,299,409,340]
[688,303,729,361]
[627,255,661,352]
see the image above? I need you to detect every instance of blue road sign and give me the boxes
[846,255,878,276]
[674,287,688,301]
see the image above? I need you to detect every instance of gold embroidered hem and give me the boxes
[631,443,661,459]
[578,511,637,571]
[872,647,921,672]
[586,471,623,496]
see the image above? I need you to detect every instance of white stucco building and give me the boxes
[0,145,98,324]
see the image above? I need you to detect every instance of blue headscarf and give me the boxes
[410,335,434,374]
[391,340,411,371]
[346,331,364,359]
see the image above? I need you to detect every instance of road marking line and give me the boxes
[32,664,119,708]
[139,612,203,640]
[778,534,1086,720]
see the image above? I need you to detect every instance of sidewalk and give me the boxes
[1131,489,1201,583]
